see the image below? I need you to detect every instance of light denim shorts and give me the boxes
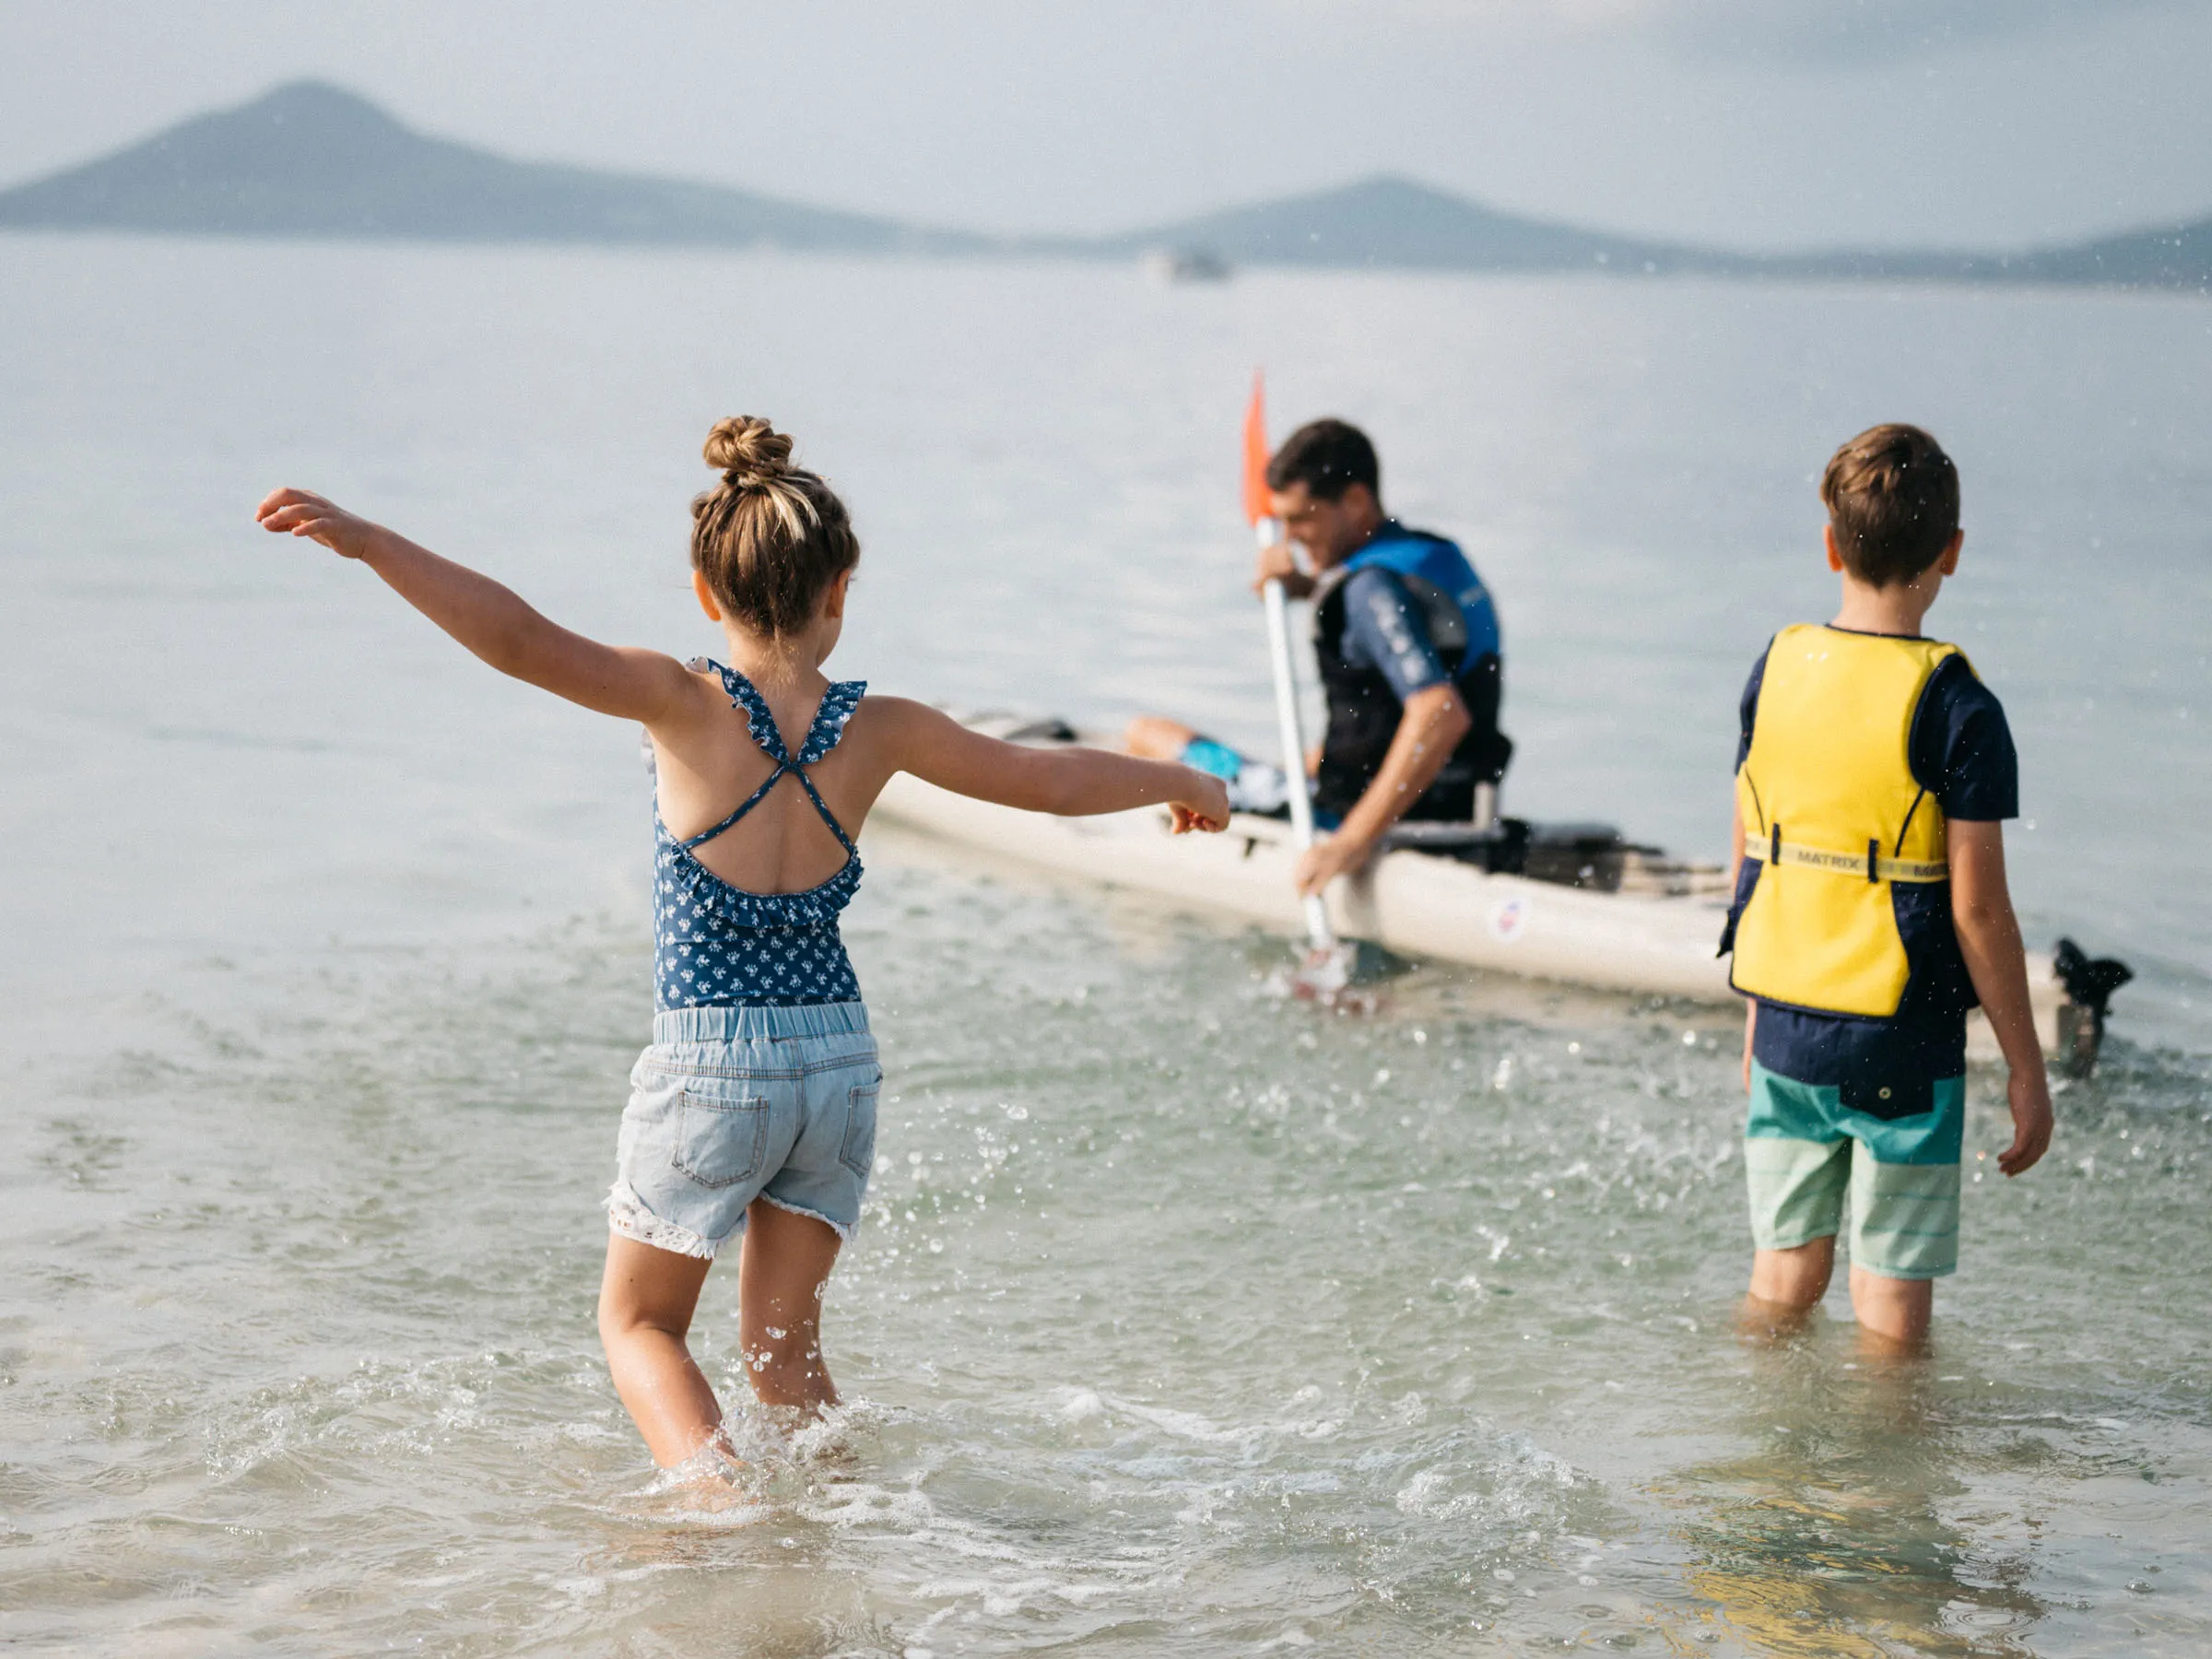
[606,1002,880,1260]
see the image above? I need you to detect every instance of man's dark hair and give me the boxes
[1819,423,1960,587]
[1266,418,1380,502]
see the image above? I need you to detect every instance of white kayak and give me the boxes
[869,715,2092,1065]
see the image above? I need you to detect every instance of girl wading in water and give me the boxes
[257,418,1230,1468]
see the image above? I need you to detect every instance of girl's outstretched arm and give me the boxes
[870,699,1230,832]
[257,488,690,722]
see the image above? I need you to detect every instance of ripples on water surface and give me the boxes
[1,238,2208,1653]
[9,871,2211,1654]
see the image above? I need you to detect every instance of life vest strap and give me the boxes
[1744,838,1947,883]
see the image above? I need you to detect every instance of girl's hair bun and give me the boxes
[689,417,861,639]
[703,416,794,489]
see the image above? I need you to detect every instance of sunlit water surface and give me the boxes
[2,237,2208,1654]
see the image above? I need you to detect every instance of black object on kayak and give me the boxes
[2053,937,2134,1078]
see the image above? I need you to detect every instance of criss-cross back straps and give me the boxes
[676,663,865,855]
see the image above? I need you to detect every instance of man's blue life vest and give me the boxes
[1312,524,1511,822]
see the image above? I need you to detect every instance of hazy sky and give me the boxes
[4,0,2208,252]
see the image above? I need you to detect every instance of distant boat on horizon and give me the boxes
[1142,246,1233,284]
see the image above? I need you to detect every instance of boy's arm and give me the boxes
[870,699,1230,831]
[1949,819,2053,1176]
[258,488,691,724]
[1732,793,1754,1091]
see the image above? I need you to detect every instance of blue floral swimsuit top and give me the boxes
[653,662,867,1010]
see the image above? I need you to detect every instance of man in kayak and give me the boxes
[1126,418,1510,898]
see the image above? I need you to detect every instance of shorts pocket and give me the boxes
[673,1088,770,1189]
[839,1076,880,1180]
[1840,1073,1934,1121]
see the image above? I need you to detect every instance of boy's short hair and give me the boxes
[1267,418,1380,502]
[1820,424,1960,587]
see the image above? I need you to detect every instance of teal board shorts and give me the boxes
[1744,1061,1965,1280]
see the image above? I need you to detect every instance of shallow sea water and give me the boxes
[2,237,2209,1653]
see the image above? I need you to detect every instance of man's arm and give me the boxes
[1950,819,2053,1176]
[1292,682,1469,896]
[1253,540,1316,599]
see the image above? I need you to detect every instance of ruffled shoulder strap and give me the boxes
[796,680,868,765]
[696,659,788,762]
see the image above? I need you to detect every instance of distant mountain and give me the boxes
[0,80,985,253]
[1108,176,2208,291]
[1093,174,1749,277]
[2012,219,2212,288]
[2,80,2206,291]
[1750,226,2212,289]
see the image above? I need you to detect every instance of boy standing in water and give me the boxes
[1722,424,2052,1347]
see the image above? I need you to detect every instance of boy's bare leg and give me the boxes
[598,1233,724,1466]
[1124,715,1197,759]
[1741,1237,1835,1335]
[1849,1265,1933,1351]
[737,1200,843,1412]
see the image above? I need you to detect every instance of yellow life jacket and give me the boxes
[1729,624,1961,1018]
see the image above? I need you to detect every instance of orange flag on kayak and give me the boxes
[1241,371,1271,526]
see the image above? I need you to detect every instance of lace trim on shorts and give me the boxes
[605,1180,719,1259]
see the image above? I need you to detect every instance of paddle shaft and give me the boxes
[1261,561,1336,949]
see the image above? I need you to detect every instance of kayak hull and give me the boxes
[869,769,2070,1059]
[878,772,1724,999]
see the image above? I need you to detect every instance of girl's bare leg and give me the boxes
[738,1200,844,1411]
[597,1204,844,1464]
[598,1232,723,1466]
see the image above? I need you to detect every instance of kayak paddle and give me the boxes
[1244,372,1358,996]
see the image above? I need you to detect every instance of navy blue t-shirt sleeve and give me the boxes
[1909,653,2018,820]
[1339,568,1448,700]
[1735,641,1772,771]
